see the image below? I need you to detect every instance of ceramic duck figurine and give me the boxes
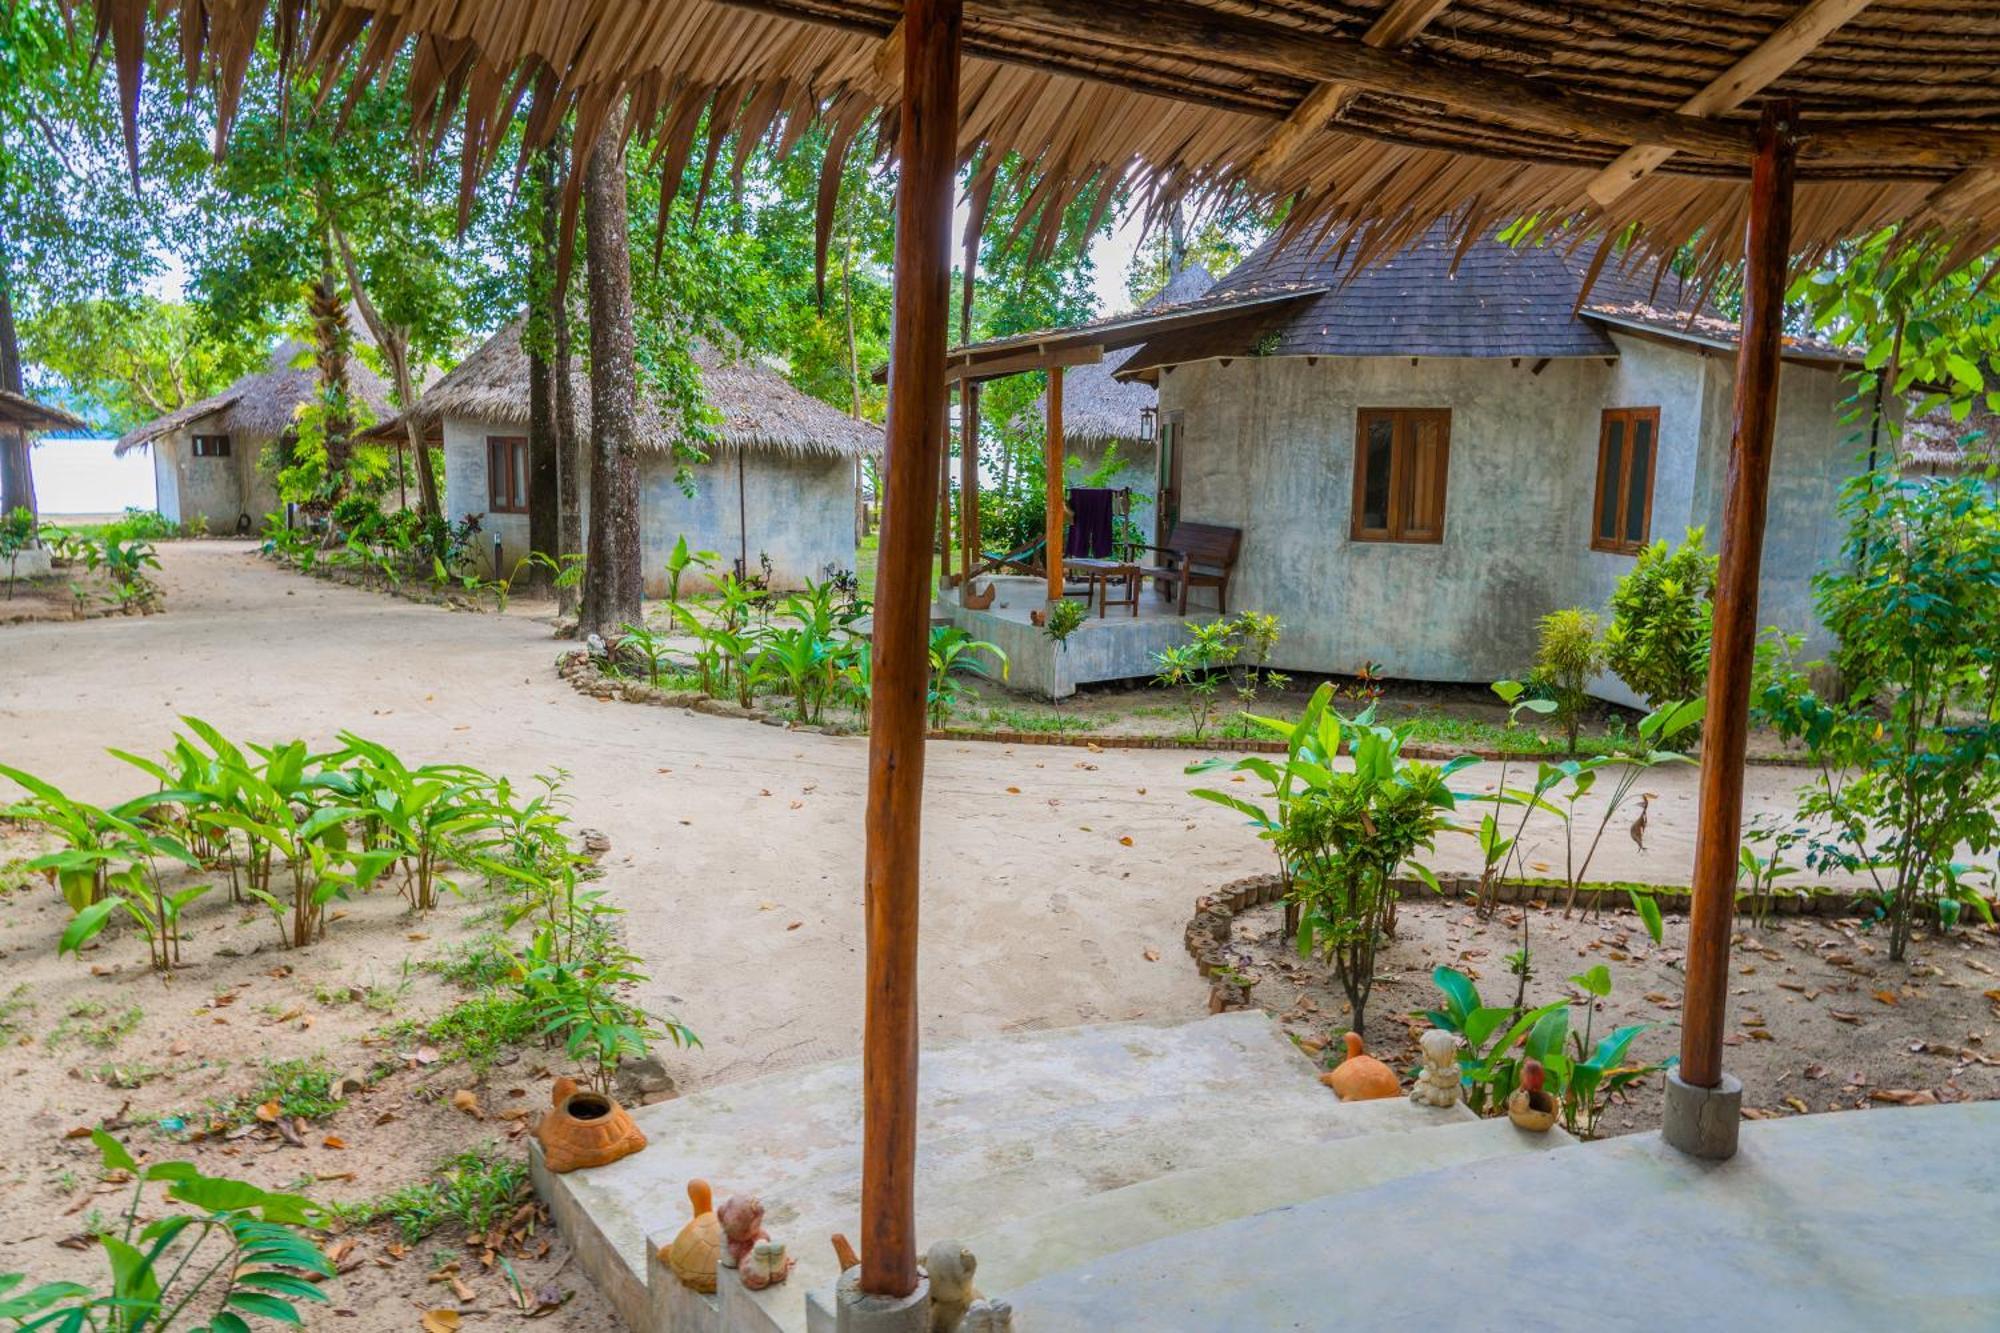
[1507,1058,1560,1132]
[534,1076,647,1173]
[662,1179,724,1292]
[831,1234,861,1273]
[1410,1028,1462,1108]
[962,1299,1016,1332]
[1319,1031,1401,1101]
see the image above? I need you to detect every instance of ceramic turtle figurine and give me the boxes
[663,1179,723,1293]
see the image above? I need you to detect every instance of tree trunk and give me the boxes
[845,231,866,544]
[0,257,39,521]
[526,147,561,586]
[306,245,355,505]
[333,228,441,519]
[578,110,642,641]
[555,267,582,618]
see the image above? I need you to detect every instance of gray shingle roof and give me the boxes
[1121,225,1703,373]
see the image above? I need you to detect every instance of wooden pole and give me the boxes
[1045,366,1065,602]
[860,0,959,1300]
[937,403,953,585]
[1679,102,1795,1092]
[961,380,981,584]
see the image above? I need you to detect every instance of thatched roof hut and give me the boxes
[1022,266,1214,448]
[380,318,879,459]
[1904,402,1998,475]
[113,341,394,456]
[0,390,88,435]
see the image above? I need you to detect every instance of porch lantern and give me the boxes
[1139,405,1158,442]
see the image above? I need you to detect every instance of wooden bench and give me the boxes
[1127,522,1242,615]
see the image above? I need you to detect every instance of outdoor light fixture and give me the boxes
[1139,406,1158,441]
[492,531,503,577]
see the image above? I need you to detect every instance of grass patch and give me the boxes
[1394,714,1633,757]
[425,992,542,1069]
[191,1057,348,1129]
[958,706,1100,735]
[331,1145,529,1243]
[50,1001,142,1051]
[0,985,34,1044]
[425,934,518,991]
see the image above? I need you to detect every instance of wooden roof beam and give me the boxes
[1585,0,1877,206]
[1246,0,1455,180]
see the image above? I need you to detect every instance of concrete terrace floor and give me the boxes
[0,541,1867,1098]
[1013,1099,2000,1331]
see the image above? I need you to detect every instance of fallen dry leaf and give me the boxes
[451,1089,483,1119]
[1873,990,1899,1006]
[323,1135,346,1150]
[1869,1088,1939,1106]
[1142,948,1160,962]
[1118,836,1134,847]
[254,1100,282,1123]
[786,920,803,931]
[420,1310,461,1333]
[1782,1096,1810,1114]
[1829,1010,1863,1025]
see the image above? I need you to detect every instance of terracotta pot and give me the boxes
[1318,1032,1402,1101]
[1506,1086,1561,1133]
[535,1076,648,1173]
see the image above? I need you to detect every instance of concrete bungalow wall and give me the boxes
[149,429,277,533]
[443,414,856,596]
[1157,341,1866,698]
[1163,353,1611,682]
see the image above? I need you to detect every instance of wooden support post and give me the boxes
[961,380,981,584]
[937,402,953,586]
[859,0,959,1300]
[1679,103,1795,1093]
[1045,366,1065,602]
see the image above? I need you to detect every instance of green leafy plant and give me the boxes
[1152,619,1240,740]
[0,1129,331,1331]
[1,507,36,600]
[1756,470,2000,959]
[1040,598,1087,733]
[663,534,718,610]
[1422,965,1669,1138]
[1470,681,1557,917]
[1603,529,1716,712]
[926,626,1008,728]
[1533,608,1604,755]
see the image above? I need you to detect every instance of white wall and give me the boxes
[1158,341,1866,694]
[443,415,858,595]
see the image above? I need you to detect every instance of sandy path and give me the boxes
[0,541,1837,1095]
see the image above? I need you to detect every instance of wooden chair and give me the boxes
[1127,522,1241,615]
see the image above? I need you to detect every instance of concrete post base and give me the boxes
[1662,1070,1742,1160]
[834,1270,930,1333]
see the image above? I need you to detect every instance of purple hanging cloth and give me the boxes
[1065,488,1116,559]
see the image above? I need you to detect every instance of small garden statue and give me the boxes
[1410,1028,1461,1109]
[1319,1031,1400,1101]
[1507,1057,1560,1132]
[718,1193,772,1269]
[741,1240,795,1291]
[926,1240,983,1332]
[962,1299,1016,1331]
[663,1179,723,1292]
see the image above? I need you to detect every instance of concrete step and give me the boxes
[531,1011,1456,1332]
[1003,1101,2000,1331]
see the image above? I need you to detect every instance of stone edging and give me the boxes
[1184,867,1906,1012]
[279,556,488,612]
[552,653,1811,766]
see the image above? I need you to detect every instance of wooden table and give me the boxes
[1067,558,1141,618]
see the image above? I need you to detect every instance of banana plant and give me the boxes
[663,534,719,610]
[0,764,123,910]
[48,806,208,972]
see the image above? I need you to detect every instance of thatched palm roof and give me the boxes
[379,318,880,459]
[1022,265,1214,448]
[87,2,2000,291]
[0,390,88,435]
[113,342,394,456]
[1904,402,1998,474]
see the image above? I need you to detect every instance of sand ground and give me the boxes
[0,541,1873,1327]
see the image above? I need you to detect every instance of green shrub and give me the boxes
[1602,528,1716,713]
[1532,608,1604,755]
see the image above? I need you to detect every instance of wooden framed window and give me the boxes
[190,434,231,458]
[1592,407,1659,554]
[486,436,529,513]
[1351,408,1450,543]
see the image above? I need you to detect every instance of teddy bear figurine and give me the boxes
[1410,1027,1463,1108]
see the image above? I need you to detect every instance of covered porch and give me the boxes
[942,573,1207,698]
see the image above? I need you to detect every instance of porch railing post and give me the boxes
[1045,366,1065,601]
[859,0,960,1298]
[1667,100,1796,1161]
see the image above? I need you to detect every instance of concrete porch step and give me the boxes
[532,1011,1462,1332]
[1004,1100,2000,1331]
